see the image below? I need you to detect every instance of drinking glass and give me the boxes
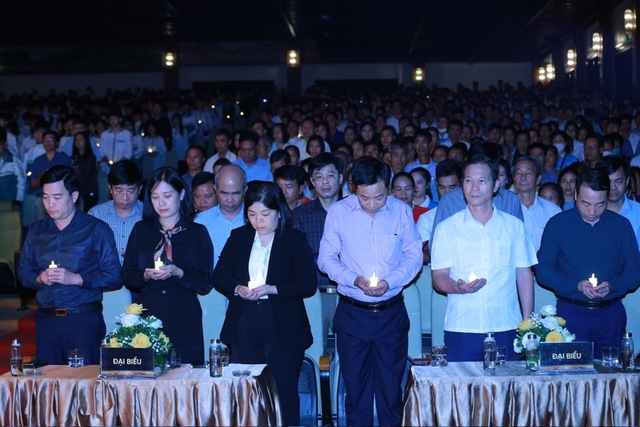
[67,348,84,368]
[601,346,619,367]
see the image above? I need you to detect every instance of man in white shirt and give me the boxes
[203,129,237,173]
[98,110,133,202]
[431,155,536,362]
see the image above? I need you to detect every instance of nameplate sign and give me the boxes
[539,341,595,374]
[100,347,155,378]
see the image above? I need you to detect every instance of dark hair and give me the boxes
[464,154,499,184]
[551,130,574,154]
[306,135,326,155]
[512,155,543,179]
[42,130,59,143]
[108,159,141,186]
[391,172,414,188]
[435,158,463,181]
[467,142,501,163]
[270,149,292,165]
[309,152,343,176]
[40,165,80,194]
[215,128,232,140]
[499,158,514,187]
[274,165,307,186]
[143,167,193,221]
[538,182,563,208]
[576,167,610,196]
[596,155,630,179]
[585,133,605,148]
[71,131,95,159]
[213,157,232,170]
[186,145,206,159]
[0,128,6,143]
[238,130,259,145]
[350,156,390,187]
[285,145,301,157]
[410,167,433,199]
[243,180,292,235]
[191,171,215,190]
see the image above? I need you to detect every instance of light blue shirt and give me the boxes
[618,197,640,251]
[234,158,273,183]
[194,205,246,267]
[88,200,143,265]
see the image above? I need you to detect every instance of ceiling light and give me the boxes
[625,9,636,31]
[287,50,299,67]
[164,52,175,67]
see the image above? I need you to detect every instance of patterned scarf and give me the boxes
[153,225,185,263]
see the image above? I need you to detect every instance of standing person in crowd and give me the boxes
[121,167,213,365]
[98,110,133,202]
[182,145,206,191]
[71,131,98,211]
[191,171,217,214]
[318,157,422,426]
[536,167,640,358]
[89,159,143,332]
[18,165,121,364]
[195,164,247,350]
[204,129,237,173]
[30,130,72,220]
[559,165,580,210]
[142,122,168,172]
[234,130,273,182]
[0,128,25,208]
[213,181,316,426]
[431,155,536,361]
[274,164,308,211]
[293,153,344,338]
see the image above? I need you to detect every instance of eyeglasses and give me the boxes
[112,187,139,197]
[312,173,339,182]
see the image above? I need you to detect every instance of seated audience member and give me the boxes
[192,171,217,214]
[213,157,232,175]
[538,182,563,209]
[285,145,301,166]
[204,129,236,172]
[182,145,206,191]
[270,149,291,173]
[431,145,449,163]
[448,142,468,164]
[411,167,437,211]
[552,130,578,171]
[275,164,309,211]
[558,165,580,210]
[498,159,514,190]
[527,143,556,184]
[0,128,25,208]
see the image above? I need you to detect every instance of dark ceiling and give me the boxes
[0,0,619,73]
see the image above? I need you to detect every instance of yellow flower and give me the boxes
[131,333,151,348]
[555,316,566,327]
[109,337,121,348]
[125,303,146,315]
[159,332,170,345]
[546,331,563,342]
[518,318,535,331]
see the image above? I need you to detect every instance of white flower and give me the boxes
[562,330,576,342]
[541,316,560,331]
[147,319,163,329]
[539,305,556,317]
[513,338,523,354]
[120,313,141,327]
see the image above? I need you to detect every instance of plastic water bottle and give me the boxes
[483,332,496,370]
[525,333,539,372]
[621,332,634,371]
[10,338,23,376]
[209,339,223,377]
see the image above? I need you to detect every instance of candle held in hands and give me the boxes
[369,273,378,288]
[468,271,478,282]
[154,258,164,270]
[588,273,598,287]
[48,260,58,269]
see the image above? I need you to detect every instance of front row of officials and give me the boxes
[17,148,640,426]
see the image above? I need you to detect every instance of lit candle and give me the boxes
[147,147,154,153]
[369,273,378,288]
[248,280,260,290]
[197,119,203,125]
[48,260,58,269]
[588,273,598,287]
[468,271,478,282]
[154,257,164,270]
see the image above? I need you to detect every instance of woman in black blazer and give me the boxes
[213,180,317,426]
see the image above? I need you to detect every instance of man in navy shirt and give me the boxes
[18,165,121,365]
[536,167,640,358]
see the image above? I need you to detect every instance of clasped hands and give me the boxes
[38,267,82,286]
[144,264,184,281]
[354,276,389,297]
[578,280,610,299]
[235,283,277,300]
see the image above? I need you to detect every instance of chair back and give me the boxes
[0,210,22,292]
[403,284,422,359]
